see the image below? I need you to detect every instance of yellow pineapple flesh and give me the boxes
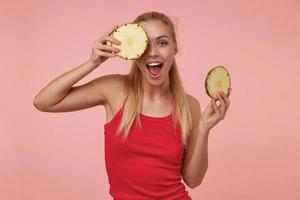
[110,23,148,60]
[205,66,231,99]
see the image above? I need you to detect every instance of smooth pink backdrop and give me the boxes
[1,0,300,200]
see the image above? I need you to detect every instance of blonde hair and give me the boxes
[116,11,192,151]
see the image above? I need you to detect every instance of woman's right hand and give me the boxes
[88,25,122,66]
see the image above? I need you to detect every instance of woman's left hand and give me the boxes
[199,88,232,131]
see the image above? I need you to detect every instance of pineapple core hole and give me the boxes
[125,37,134,46]
[216,79,223,88]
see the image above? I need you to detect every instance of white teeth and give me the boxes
[147,62,162,66]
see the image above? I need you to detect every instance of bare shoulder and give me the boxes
[186,94,201,113]
[186,94,201,125]
[98,74,128,122]
[94,73,126,87]
[95,73,127,97]
[96,73,127,105]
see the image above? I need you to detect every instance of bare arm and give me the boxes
[33,60,99,110]
[182,91,231,188]
[182,95,209,188]
[33,25,122,112]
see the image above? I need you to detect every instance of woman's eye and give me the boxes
[159,41,168,46]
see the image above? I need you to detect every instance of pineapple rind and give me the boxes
[205,66,231,99]
[111,23,148,60]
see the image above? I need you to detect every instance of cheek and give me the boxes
[136,62,147,73]
[136,60,144,68]
[160,47,175,58]
[163,54,174,65]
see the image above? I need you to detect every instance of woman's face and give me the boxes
[136,20,177,86]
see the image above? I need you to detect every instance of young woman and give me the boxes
[33,11,231,200]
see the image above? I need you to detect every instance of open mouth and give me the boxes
[146,63,163,77]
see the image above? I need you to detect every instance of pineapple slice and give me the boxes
[110,23,148,60]
[205,66,231,100]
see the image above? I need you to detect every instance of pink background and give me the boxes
[1,0,300,199]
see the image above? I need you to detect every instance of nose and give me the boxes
[147,42,159,57]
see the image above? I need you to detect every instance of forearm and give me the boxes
[34,60,99,108]
[185,125,210,187]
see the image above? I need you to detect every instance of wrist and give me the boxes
[199,121,210,133]
[87,59,101,68]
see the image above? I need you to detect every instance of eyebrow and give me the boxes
[156,35,170,40]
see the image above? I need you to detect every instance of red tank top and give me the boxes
[104,103,192,200]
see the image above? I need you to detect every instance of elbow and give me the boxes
[33,97,47,112]
[183,170,206,189]
[183,176,202,189]
[187,181,201,189]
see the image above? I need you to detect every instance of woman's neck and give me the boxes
[141,77,172,101]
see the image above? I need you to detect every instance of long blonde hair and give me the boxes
[116,11,192,151]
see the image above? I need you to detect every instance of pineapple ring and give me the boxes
[110,23,148,60]
[205,66,231,100]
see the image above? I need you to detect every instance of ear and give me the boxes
[174,46,178,55]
